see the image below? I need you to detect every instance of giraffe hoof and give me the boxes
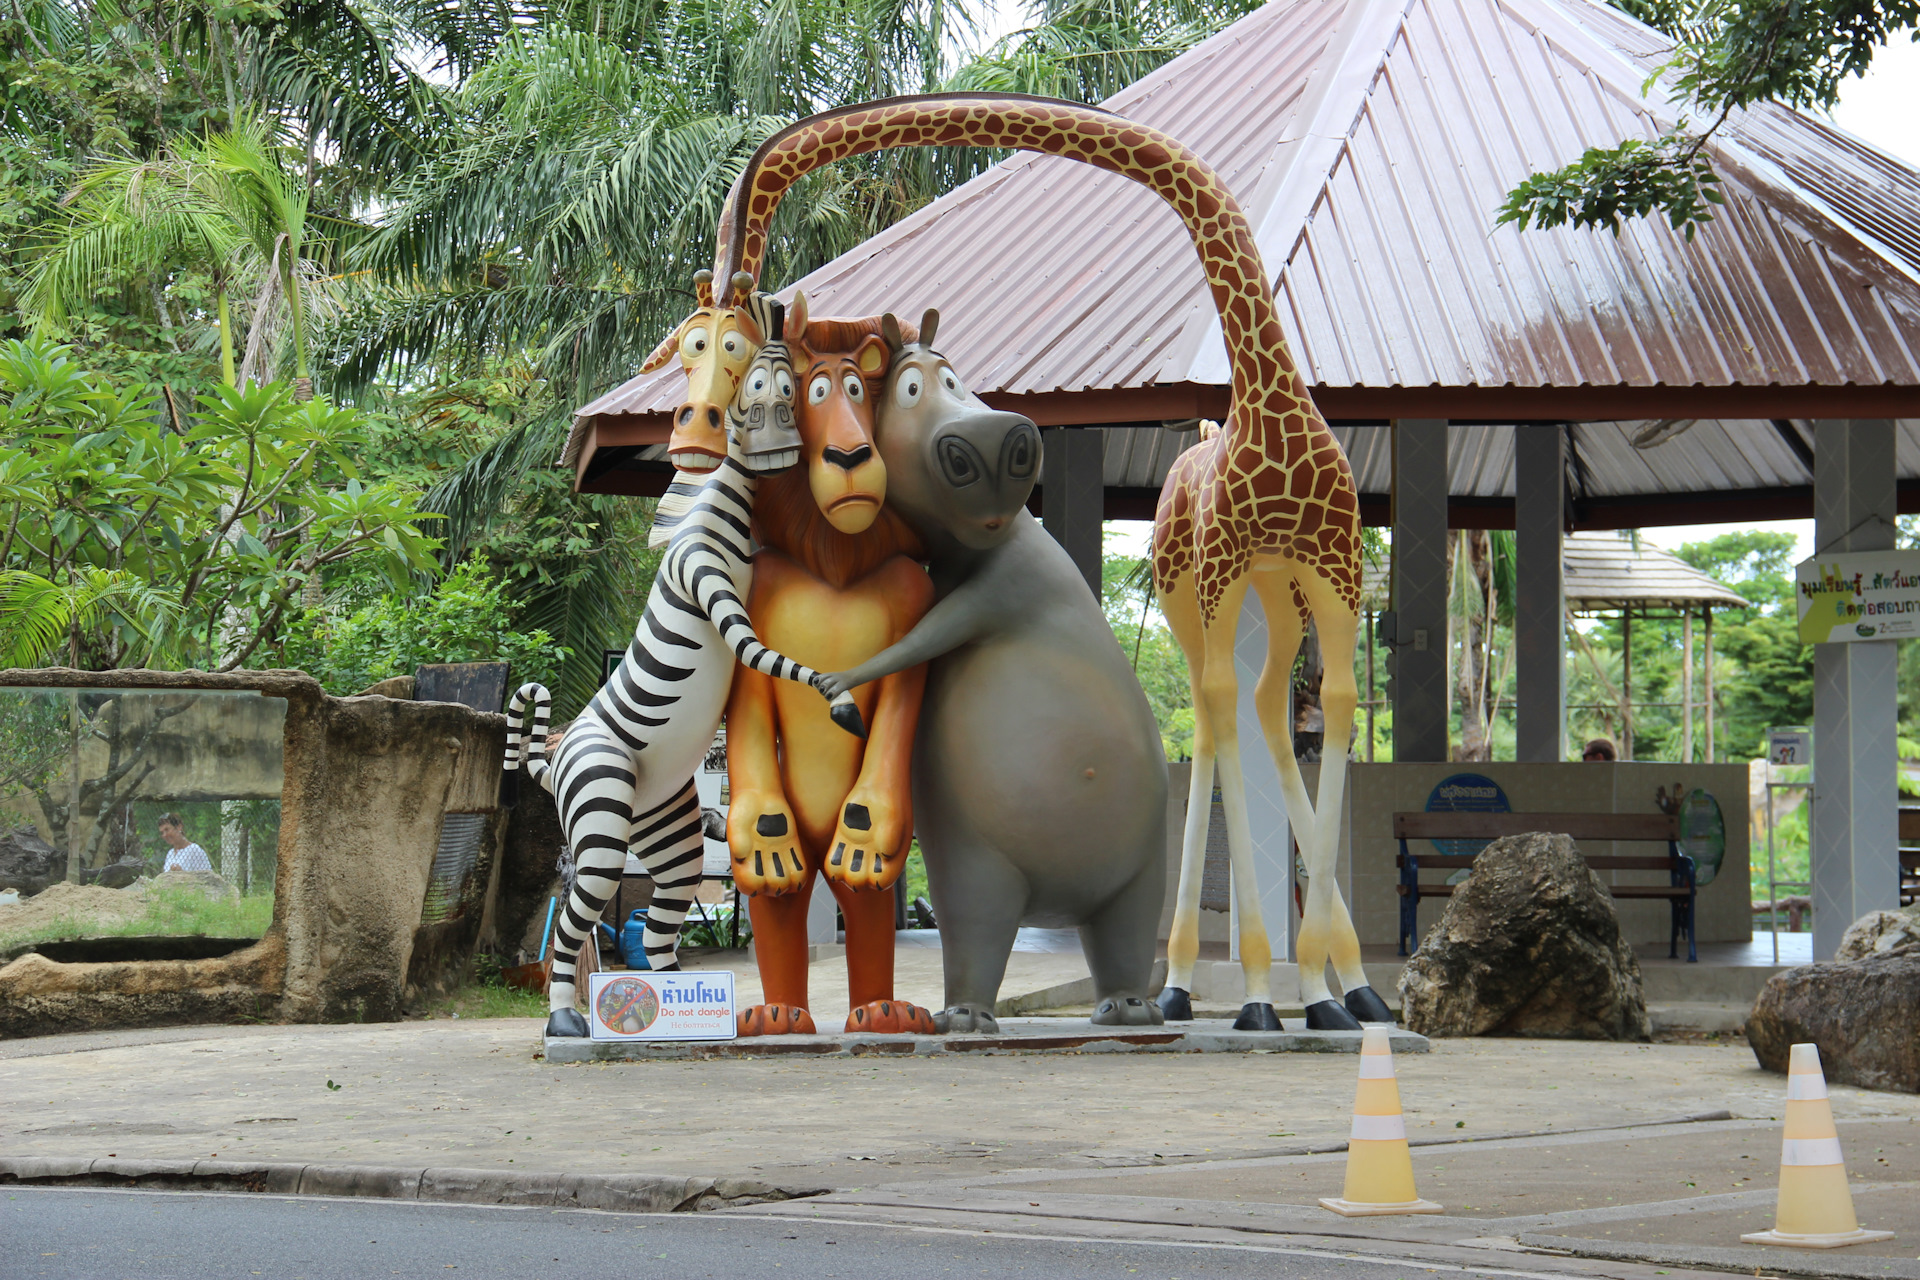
[546,1008,589,1038]
[1344,985,1395,1024]
[1304,999,1362,1032]
[1232,1001,1283,1032]
[1156,986,1194,1021]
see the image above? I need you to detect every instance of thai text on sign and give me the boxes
[1795,550,1920,643]
[586,971,736,1040]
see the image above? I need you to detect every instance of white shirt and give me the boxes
[163,842,212,873]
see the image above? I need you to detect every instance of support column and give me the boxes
[1812,419,1899,958]
[1231,589,1293,967]
[1514,425,1567,762]
[1390,420,1449,762]
[1041,426,1104,599]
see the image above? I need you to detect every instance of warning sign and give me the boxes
[586,971,736,1041]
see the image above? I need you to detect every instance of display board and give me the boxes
[1796,549,1920,643]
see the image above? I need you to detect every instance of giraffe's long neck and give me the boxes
[712,94,1324,461]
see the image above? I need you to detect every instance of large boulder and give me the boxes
[1747,944,1920,1094]
[1834,904,1920,961]
[0,827,63,897]
[1399,831,1652,1041]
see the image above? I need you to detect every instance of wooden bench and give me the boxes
[1899,810,1920,908]
[1394,811,1696,962]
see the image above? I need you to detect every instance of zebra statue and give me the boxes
[504,306,862,1037]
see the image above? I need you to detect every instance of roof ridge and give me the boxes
[1179,0,1417,382]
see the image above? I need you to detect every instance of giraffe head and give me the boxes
[638,270,773,473]
[785,290,896,534]
[874,309,1040,551]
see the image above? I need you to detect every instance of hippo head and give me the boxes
[727,302,802,473]
[875,309,1040,551]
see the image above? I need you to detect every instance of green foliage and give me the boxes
[0,339,440,670]
[1496,131,1724,240]
[1675,530,1799,611]
[1101,539,1194,761]
[280,558,569,696]
[1503,1,1920,238]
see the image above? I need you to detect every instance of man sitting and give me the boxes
[158,813,212,874]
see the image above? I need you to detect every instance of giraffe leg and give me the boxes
[1191,574,1281,1029]
[1156,574,1211,1020]
[1296,569,1389,1024]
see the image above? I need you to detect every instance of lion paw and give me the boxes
[821,797,902,892]
[737,1004,817,1037]
[729,799,810,896]
[845,1000,938,1035]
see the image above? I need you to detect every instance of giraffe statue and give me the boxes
[708,91,1389,1032]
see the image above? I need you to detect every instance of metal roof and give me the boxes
[570,0,1920,483]
[1562,534,1751,611]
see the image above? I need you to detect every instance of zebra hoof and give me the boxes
[1344,985,1395,1024]
[1232,1001,1283,1032]
[829,698,868,739]
[1304,999,1363,1032]
[546,1008,589,1038]
[1156,986,1194,1021]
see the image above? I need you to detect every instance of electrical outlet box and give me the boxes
[1413,628,1429,652]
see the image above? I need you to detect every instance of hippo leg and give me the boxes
[1081,854,1167,1027]
[927,835,1027,1035]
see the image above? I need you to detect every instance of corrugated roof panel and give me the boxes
[572,0,1920,477]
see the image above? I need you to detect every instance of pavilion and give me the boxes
[567,0,1920,959]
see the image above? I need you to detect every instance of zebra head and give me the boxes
[729,303,802,474]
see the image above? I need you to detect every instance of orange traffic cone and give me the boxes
[1741,1043,1893,1249]
[1320,1025,1442,1217]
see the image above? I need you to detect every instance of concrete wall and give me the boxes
[0,669,518,1037]
[1156,759,1751,957]
[1341,762,1751,950]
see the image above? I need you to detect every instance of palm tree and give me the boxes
[27,119,343,393]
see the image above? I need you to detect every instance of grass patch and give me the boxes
[426,981,548,1020]
[0,882,274,953]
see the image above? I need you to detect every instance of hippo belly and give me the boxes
[915,624,1168,926]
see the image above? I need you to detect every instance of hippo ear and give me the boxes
[730,270,755,306]
[880,313,905,355]
[919,308,939,349]
[693,269,714,307]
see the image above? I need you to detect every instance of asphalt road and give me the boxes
[6,1187,1578,1280]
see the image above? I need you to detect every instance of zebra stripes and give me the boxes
[502,352,862,1033]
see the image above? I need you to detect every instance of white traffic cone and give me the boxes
[1742,1043,1893,1249]
[1320,1025,1441,1216]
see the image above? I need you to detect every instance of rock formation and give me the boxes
[1399,831,1651,1041]
[0,826,62,897]
[1748,909,1920,1093]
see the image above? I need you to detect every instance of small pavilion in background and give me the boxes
[1562,535,1750,762]
[567,0,1920,958]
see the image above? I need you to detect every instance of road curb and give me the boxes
[0,1156,827,1214]
[1515,1232,1920,1280]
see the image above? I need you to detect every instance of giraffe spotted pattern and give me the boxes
[708,93,1361,622]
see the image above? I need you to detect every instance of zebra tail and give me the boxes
[503,683,554,780]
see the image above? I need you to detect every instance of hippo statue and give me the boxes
[821,311,1168,1031]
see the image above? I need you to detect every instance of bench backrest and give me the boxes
[1393,811,1680,843]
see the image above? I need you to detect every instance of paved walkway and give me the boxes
[4,1021,1915,1276]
